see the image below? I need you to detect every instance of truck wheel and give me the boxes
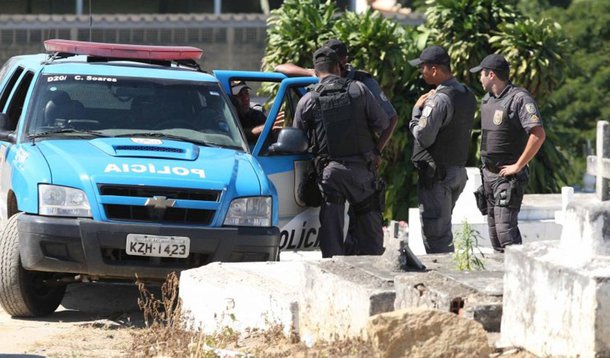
[0,213,66,317]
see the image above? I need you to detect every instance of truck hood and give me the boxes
[36,138,261,193]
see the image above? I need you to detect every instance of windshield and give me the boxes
[25,74,248,151]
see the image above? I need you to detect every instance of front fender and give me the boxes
[8,145,52,214]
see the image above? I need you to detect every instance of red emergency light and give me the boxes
[44,39,203,61]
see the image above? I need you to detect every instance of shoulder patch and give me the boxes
[419,117,428,128]
[530,114,541,123]
[525,103,537,114]
[422,106,433,117]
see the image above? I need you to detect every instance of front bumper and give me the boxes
[18,214,280,280]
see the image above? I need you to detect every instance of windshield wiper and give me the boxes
[114,132,214,147]
[29,128,110,139]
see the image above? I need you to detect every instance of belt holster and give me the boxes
[415,161,445,189]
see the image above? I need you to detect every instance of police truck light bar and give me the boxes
[44,39,203,61]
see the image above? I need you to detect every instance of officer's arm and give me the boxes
[293,94,310,130]
[362,77,397,119]
[376,114,398,153]
[275,63,315,77]
[361,83,390,134]
[499,126,545,176]
[361,77,398,152]
[409,95,449,148]
[499,95,546,176]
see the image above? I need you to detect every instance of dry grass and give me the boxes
[129,272,376,357]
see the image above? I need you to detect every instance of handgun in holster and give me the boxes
[474,166,488,215]
[415,161,446,189]
[375,178,386,212]
[498,175,527,209]
[474,184,488,215]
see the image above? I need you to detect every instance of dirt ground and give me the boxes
[0,282,142,357]
[0,282,537,357]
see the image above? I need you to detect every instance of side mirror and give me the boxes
[268,128,308,154]
[0,113,16,143]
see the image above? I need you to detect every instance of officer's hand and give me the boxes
[415,89,436,109]
[499,163,522,177]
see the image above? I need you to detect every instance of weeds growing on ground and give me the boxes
[131,272,238,357]
[453,220,486,271]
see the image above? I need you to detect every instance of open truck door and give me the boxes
[214,70,323,251]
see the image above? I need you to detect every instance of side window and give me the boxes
[259,85,305,156]
[282,85,305,128]
[0,66,24,113]
[5,71,34,131]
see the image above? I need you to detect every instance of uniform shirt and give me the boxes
[483,83,543,134]
[409,77,466,149]
[293,74,389,160]
[345,64,397,119]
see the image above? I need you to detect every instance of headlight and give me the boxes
[223,196,272,227]
[39,184,92,217]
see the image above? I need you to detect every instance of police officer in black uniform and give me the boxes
[408,45,477,253]
[293,47,390,258]
[276,39,398,255]
[470,54,546,252]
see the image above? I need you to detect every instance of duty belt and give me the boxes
[483,162,501,174]
[485,165,500,174]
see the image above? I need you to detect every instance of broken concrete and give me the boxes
[298,256,396,342]
[180,247,506,344]
[367,308,492,358]
[180,257,396,342]
[394,253,504,331]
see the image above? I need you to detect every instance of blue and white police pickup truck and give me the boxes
[0,40,320,317]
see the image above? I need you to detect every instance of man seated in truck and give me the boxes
[231,80,283,143]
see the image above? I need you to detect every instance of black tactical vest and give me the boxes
[480,86,529,167]
[309,77,375,158]
[411,84,476,166]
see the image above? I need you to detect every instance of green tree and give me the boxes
[541,0,610,187]
[262,0,336,72]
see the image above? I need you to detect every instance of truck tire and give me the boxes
[0,213,66,317]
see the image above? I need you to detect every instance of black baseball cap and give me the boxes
[470,54,510,74]
[313,46,339,65]
[409,45,450,66]
[323,39,348,58]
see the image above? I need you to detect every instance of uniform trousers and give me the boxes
[418,166,468,253]
[482,167,527,252]
[318,160,383,258]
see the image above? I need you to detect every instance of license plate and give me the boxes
[126,234,190,258]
